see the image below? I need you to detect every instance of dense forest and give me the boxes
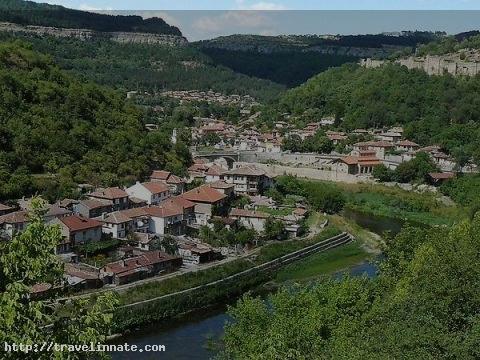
[273,63,480,163]
[223,213,480,359]
[196,32,443,86]
[198,48,357,87]
[0,32,285,102]
[0,41,191,201]
[0,0,182,35]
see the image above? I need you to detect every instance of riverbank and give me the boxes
[112,227,347,332]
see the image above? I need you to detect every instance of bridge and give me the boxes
[192,150,240,168]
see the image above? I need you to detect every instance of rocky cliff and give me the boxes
[0,22,188,46]
[361,51,480,77]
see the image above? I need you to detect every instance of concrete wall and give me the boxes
[250,163,374,184]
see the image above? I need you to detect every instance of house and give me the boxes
[0,203,14,216]
[207,180,235,197]
[327,132,348,145]
[395,140,420,152]
[75,199,113,218]
[134,232,160,251]
[150,170,185,195]
[427,172,455,185]
[89,187,129,211]
[0,204,71,240]
[120,207,151,233]
[128,197,148,208]
[376,132,402,143]
[178,242,220,265]
[144,204,185,235]
[229,208,269,232]
[100,250,182,285]
[205,165,225,183]
[126,181,170,205]
[181,186,227,225]
[0,211,29,239]
[64,263,102,290]
[51,215,103,250]
[96,211,134,239]
[353,141,395,159]
[334,152,382,175]
[222,165,272,196]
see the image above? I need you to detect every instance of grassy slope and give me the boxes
[275,241,369,282]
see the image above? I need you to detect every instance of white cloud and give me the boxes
[235,1,288,10]
[193,11,272,32]
[78,4,113,11]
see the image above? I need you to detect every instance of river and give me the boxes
[111,211,399,360]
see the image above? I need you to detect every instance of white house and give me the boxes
[126,181,170,205]
[229,208,269,232]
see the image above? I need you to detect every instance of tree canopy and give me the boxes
[222,216,480,359]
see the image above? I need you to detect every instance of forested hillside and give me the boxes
[275,63,480,163]
[417,31,480,56]
[196,32,441,86]
[223,215,480,359]
[0,41,191,201]
[0,32,284,102]
[0,0,181,35]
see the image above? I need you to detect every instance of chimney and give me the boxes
[102,212,107,220]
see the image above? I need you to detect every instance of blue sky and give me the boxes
[34,0,480,11]
[32,1,480,40]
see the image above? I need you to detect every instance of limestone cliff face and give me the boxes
[0,22,188,46]
[360,54,480,77]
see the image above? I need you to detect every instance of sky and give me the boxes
[32,0,480,11]
[32,1,480,40]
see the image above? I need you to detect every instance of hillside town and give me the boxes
[0,162,316,293]
[189,116,467,179]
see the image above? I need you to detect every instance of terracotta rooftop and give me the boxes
[208,180,235,189]
[150,170,171,181]
[205,165,225,176]
[0,210,28,224]
[143,204,184,218]
[141,182,169,194]
[0,203,14,211]
[428,172,455,180]
[223,165,266,177]
[397,140,419,147]
[79,198,113,210]
[181,186,226,204]
[103,250,179,275]
[96,211,132,224]
[89,187,128,200]
[59,215,103,232]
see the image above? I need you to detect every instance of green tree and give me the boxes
[0,198,118,359]
[263,217,286,240]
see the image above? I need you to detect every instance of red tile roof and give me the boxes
[0,210,28,224]
[150,170,171,181]
[181,186,226,204]
[59,215,103,232]
[142,182,169,194]
[428,172,455,180]
[103,250,180,275]
[90,187,128,200]
[0,203,13,212]
[205,165,225,176]
[208,180,235,189]
[144,204,183,218]
[161,196,195,210]
[397,140,419,147]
